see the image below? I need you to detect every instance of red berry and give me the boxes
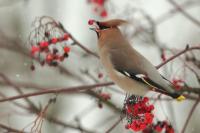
[127,106,132,114]
[131,121,141,131]
[59,56,65,62]
[46,54,53,62]
[88,19,95,25]
[63,46,70,53]
[144,113,153,124]
[98,73,103,78]
[143,97,149,103]
[51,38,58,44]
[63,33,69,40]
[124,95,155,132]
[39,41,49,48]
[98,102,103,108]
[31,46,40,55]
[172,78,184,90]
[149,105,154,111]
[30,64,35,71]
[44,47,50,53]
[166,125,175,133]
[163,121,168,127]
[155,125,163,132]
[97,0,104,6]
[161,49,166,61]
[161,53,166,61]
[40,61,45,66]
[99,93,111,100]
[100,10,107,17]
[140,123,147,130]
[54,55,59,60]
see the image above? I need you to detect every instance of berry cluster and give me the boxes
[124,95,154,132]
[87,0,108,18]
[154,121,175,133]
[98,92,111,109]
[172,78,184,90]
[28,16,72,70]
[142,121,175,133]
[99,92,111,100]
[161,49,166,62]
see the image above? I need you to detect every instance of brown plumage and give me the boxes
[91,19,185,101]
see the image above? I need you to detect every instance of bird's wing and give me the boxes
[108,47,185,101]
[109,48,168,91]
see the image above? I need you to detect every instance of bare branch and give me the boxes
[168,0,200,28]
[0,82,114,102]
[156,45,200,69]
[181,97,200,133]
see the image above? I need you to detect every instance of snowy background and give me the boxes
[0,0,200,133]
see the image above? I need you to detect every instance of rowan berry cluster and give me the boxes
[172,78,184,90]
[142,121,175,133]
[124,95,154,132]
[87,0,108,17]
[28,16,72,70]
[98,92,111,108]
[161,49,166,62]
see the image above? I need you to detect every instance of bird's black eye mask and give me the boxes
[95,22,110,38]
[89,20,110,38]
[96,21,110,30]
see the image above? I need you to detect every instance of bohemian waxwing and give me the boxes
[89,19,185,101]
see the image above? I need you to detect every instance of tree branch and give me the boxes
[168,0,200,28]
[156,45,200,69]
[181,97,200,133]
[0,82,114,102]
[0,123,27,133]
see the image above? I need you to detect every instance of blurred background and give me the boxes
[0,0,200,133]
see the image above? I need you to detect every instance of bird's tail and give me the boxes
[170,93,186,102]
[160,76,186,101]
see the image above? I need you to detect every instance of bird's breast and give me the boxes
[99,48,148,96]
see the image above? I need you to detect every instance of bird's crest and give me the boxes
[98,19,128,28]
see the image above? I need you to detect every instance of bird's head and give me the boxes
[88,19,128,38]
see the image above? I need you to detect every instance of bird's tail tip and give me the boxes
[176,95,186,102]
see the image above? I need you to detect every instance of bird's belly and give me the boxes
[100,52,148,96]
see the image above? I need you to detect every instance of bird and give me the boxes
[89,19,185,101]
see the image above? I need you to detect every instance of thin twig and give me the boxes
[69,33,99,58]
[156,0,198,24]
[0,82,114,102]
[156,45,200,69]
[1,46,200,102]
[58,20,99,58]
[0,123,27,133]
[0,73,39,112]
[0,34,83,82]
[168,0,200,28]
[181,97,200,133]
[47,116,95,133]
[105,117,122,133]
